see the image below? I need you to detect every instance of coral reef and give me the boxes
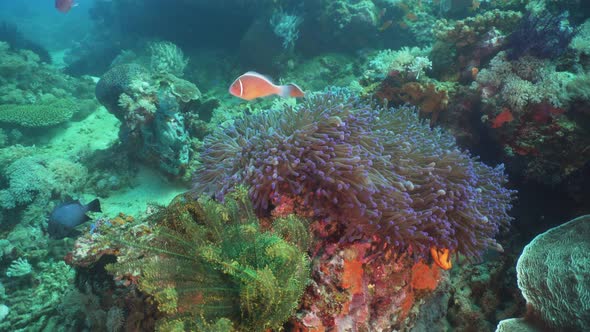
[475,52,573,112]
[364,47,432,81]
[314,0,380,51]
[1,1,589,331]
[195,90,515,260]
[0,40,97,134]
[68,191,311,331]
[149,41,189,77]
[505,11,579,60]
[0,155,88,210]
[5,258,32,278]
[374,75,452,126]
[270,9,303,50]
[447,253,525,331]
[0,21,51,64]
[0,260,76,330]
[293,241,452,331]
[431,9,522,80]
[95,56,202,179]
[434,10,522,51]
[473,51,590,184]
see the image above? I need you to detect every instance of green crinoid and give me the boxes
[107,188,311,332]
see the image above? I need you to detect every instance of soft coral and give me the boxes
[505,11,579,60]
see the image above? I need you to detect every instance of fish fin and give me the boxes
[279,83,305,98]
[244,71,274,83]
[86,198,102,213]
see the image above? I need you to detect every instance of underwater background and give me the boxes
[0,0,589,331]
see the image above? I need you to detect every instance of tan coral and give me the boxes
[400,82,449,125]
[157,73,201,103]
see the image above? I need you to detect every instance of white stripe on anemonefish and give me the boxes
[238,78,244,97]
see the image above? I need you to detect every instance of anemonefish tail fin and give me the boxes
[86,198,102,213]
[279,83,305,98]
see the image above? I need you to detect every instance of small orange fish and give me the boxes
[229,71,305,101]
[430,247,452,270]
[471,66,479,79]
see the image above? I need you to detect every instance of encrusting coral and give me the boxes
[194,89,515,260]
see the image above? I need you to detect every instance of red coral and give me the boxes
[491,108,514,128]
[411,261,441,290]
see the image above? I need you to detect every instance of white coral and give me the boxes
[366,47,430,80]
[149,41,188,77]
[270,10,303,49]
[502,77,537,111]
[475,51,575,111]
[6,257,32,277]
[408,56,432,79]
[571,19,590,55]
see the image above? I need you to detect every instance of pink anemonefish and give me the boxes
[55,0,77,13]
[229,71,305,100]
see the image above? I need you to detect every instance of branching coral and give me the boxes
[5,257,32,277]
[194,90,515,259]
[365,47,431,80]
[270,9,303,49]
[0,156,53,209]
[474,51,574,112]
[0,155,88,210]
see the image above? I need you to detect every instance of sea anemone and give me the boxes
[194,90,515,259]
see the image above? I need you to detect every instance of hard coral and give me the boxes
[0,98,77,127]
[96,64,198,179]
[434,9,522,50]
[512,215,590,331]
[95,64,150,120]
[400,82,449,124]
[195,90,515,259]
